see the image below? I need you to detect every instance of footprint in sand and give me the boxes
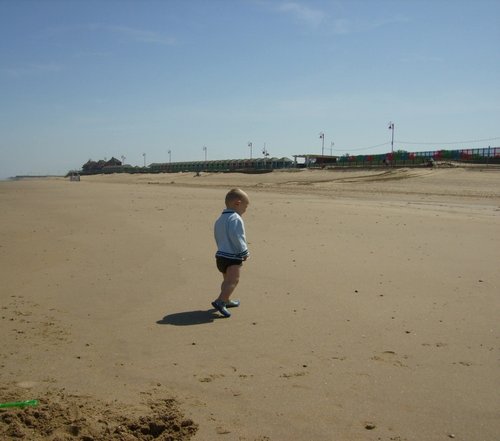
[197,373,225,383]
[280,371,307,379]
[371,351,408,367]
[422,342,448,348]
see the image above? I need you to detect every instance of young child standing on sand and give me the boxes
[212,188,250,318]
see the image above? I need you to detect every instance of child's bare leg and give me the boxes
[218,265,240,303]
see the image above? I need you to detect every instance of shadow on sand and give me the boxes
[157,309,221,326]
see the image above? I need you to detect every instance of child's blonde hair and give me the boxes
[225,188,248,206]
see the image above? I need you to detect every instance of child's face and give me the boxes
[234,198,249,215]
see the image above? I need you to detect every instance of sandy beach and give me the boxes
[1,167,499,440]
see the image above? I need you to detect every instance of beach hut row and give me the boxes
[73,147,499,177]
[334,147,500,167]
[336,151,428,166]
[414,147,500,162]
[149,157,294,173]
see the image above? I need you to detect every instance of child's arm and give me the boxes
[228,217,249,259]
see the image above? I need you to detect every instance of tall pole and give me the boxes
[203,146,207,161]
[330,141,334,156]
[262,143,268,157]
[262,144,269,168]
[319,132,325,156]
[143,153,146,167]
[168,149,171,164]
[248,142,252,159]
[388,122,395,153]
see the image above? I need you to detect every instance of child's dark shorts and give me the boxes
[216,256,243,273]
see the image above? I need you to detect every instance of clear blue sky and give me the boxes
[1,0,499,178]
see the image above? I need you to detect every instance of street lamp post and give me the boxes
[248,142,252,159]
[262,144,269,169]
[168,149,171,164]
[142,153,146,167]
[388,122,395,153]
[319,132,325,156]
[330,142,334,156]
[203,146,207,161]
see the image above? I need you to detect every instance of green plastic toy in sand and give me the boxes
[0,399,39,409]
